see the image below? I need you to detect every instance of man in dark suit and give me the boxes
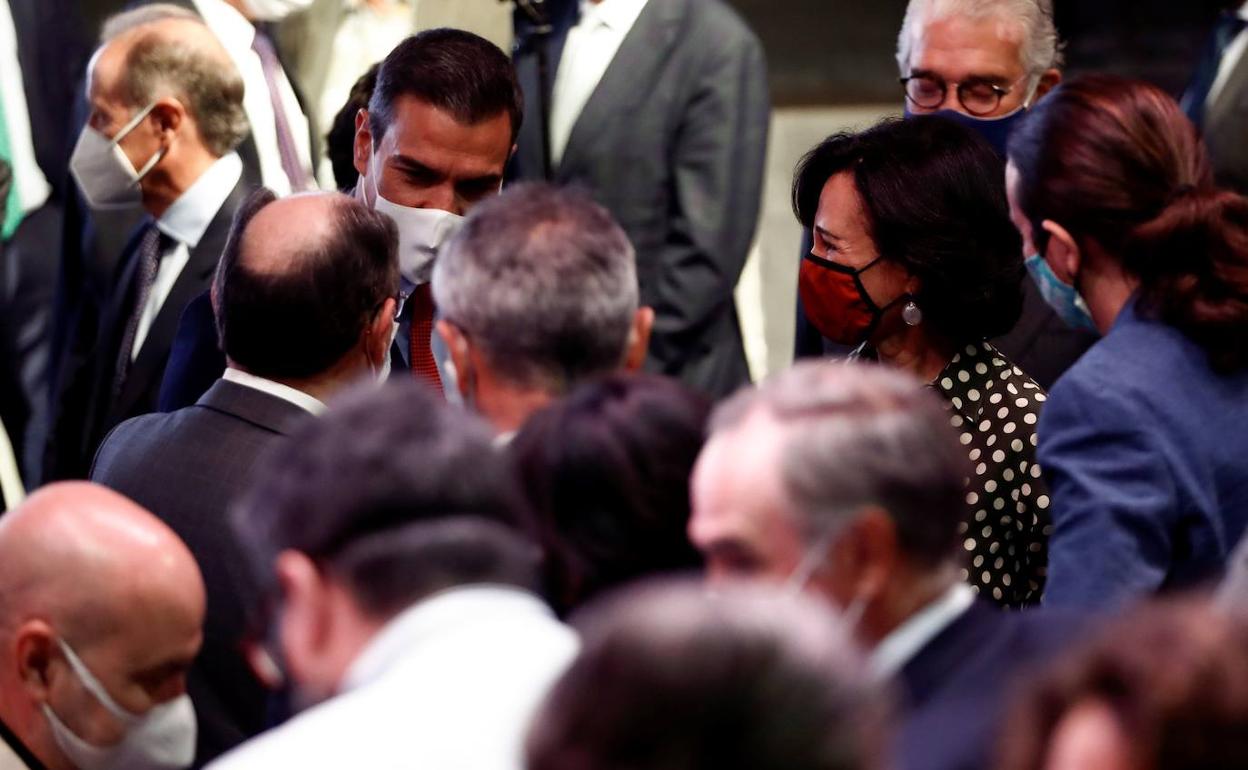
[510,0,770,400]
[1182,3,1248,194]
[91,189,400,766]
[43,9,251,481]
[689,362,1083,770]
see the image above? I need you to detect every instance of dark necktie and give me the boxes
[251,30,309,191]
[113,225,171,397]
[1182,11,1248,127]
[408,283,443,395]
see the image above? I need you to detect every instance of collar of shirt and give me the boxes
[156,153,243,247]
[1240,2,1248,19]
[577,0,649,31]
[192,0,257,53]
[341,586,556,692]
[222,367,327,415]
[870,582,976,679]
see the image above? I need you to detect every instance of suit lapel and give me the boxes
[556,0,686,177]
[114,180,247,418]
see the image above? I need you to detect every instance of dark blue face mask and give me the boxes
[903,104,1028,158]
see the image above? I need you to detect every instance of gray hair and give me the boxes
[712,361,968,567]
[527,579,887,770]
[101,6,249,157]
[432,183,639,392]
[896,0,1064,86]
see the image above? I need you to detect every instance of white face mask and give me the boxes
[368,148,464,285]
[239,0,315,21]
[42,638,197,770]
[69,103,165,211]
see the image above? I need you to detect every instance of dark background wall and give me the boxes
[727,0,1235,105]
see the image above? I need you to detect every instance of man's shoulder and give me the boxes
[683,0,761,47]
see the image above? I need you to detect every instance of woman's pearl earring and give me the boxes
[902,300,923,327]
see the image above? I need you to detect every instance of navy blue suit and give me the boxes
[1039,297,1248,609]
[894,601,1085,770]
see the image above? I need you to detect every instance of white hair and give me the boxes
[896,0,1064,85]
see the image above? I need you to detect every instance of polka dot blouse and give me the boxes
[934,341,1052,608]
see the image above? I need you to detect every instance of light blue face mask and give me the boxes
[1025,253,1098,333]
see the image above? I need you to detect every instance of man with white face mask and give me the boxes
[0,482,206,770]
[157,27,519,411]
[43,9,250,482]
[688,362,1083,770]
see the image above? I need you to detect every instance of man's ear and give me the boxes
[1040,219,1081,285]
[353,108,373,195]
[832,508,899,603]
[13,619,57,701]
[366,298,397,370]
[1032,68,1062,103]
[274,550,329,686]
[148,97,185,140]
[435,319,473,400]
[623,307,654,372]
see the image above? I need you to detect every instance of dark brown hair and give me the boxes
[1008,73,1248,373]
[999,601,1248,770]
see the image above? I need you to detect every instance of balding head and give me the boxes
[0,483,204,770]
[213,189,400,384]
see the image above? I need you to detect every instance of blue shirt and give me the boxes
[1039,297,1248,609]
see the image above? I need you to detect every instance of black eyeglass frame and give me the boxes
[899,72,1033,117]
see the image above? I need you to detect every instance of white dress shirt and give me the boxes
[222,368,326,415]
[192,0,314,196]
[0,416,22,511]
[131,152,243,361]
[548,0,650,165]
[0,0,51,218]
[1208,2,1248,108]
[206,585,578,770]
[870,582,976,680]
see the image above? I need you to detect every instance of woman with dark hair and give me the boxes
[509,373,709,616]
[998,602,1248,770]
[792,116,1049,607]
[1007,74,1248,609]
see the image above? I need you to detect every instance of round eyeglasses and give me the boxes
[900,73,1032,117]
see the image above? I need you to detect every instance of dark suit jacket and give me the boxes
[510,0,770,399]
[1183,14,1248,194]
[44,179,248,481]
[90,378,316,767]
[894,601,1085,770]
[1038,298,1248,610]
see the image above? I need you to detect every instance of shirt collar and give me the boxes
[191,0,257,53]
[222,367,327,415]
[341,586,556,692]
[870,582,976,679]
[578,0,649,31]
[157,152,243,247]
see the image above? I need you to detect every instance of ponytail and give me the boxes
[1126,189,1248,373]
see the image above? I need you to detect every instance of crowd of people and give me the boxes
[2,0,1248,769]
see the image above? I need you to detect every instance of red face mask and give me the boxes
[798,254,896,345]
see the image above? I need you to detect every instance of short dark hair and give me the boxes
[213,188,400,380]
[793,116,1025,345]
[232,380,540,620]
[326,63,379,191]
[509,374,709,615]
[527,581,887,770]
[368,28,523,145]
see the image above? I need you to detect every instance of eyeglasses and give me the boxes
[900,73,1032,117]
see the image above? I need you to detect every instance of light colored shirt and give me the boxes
[1208,2,1248,108]
[222,367,326,415]
[206,585,578,770]
[0,416,22,511]
[548,0,650,165]
[131,152,243,361]
[192,0,314,196]
[0,0,51,218]
[870,582,976,679]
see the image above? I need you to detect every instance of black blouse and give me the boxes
[933,341,1052,607]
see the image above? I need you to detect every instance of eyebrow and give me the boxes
[910,67,1012,86]
[814,226,844,243]
[388,154,504,187]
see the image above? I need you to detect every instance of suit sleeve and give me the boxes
[645,29,770,375]
[1038,373,1178,610]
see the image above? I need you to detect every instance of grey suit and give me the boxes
[1184,14,1248,194]
[90,379,316,767]
[510,0,771,399]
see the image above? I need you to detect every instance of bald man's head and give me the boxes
[213,189,400,383]
[0,483,204,770]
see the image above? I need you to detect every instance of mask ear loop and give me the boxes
[56,638,141,724]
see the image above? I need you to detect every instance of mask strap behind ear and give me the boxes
[109,102,159,148]
[55,638,138,723]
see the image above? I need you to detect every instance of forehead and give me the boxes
[693,410,800,536]
[910,15,1026,81]
[378,96,512,177]
[87,41,128,104]
[814,172,869,236]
